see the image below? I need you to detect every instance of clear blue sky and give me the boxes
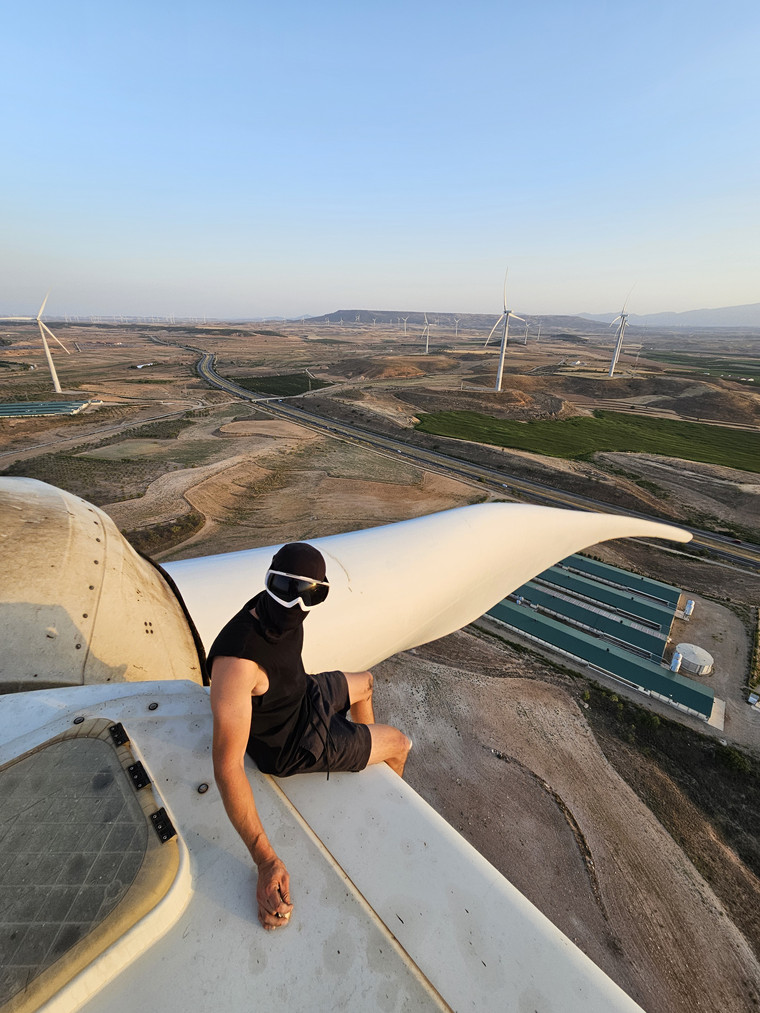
[2,1,758,319]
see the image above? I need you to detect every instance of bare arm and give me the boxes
[210,655,293,930]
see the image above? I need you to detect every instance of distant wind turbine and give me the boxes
[608,291,633,378]
[0,292,70,393]
[402,316,409,335]
[422,313,431,354]
[454,317,461,338]
[484,271,524,392]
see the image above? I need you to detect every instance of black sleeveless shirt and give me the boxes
[207,593,311,775]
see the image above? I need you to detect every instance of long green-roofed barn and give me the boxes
[558,555,682,609]
[534,565,677,631]
[0,401,92,417]
[488,600,714,720]
[488,553,716,723]
[514,580,668,660]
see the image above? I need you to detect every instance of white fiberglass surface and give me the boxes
[0,684,642,1013]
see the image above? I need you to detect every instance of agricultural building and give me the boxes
[513,580,667,660]
[534,565,676,631]
[489,554,717,723]
[489,599,714,721]
[0,401,92,417]
[558,554,682,609]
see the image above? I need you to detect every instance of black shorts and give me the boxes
[284,670,372,776]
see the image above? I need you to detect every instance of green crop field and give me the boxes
[644,351,760,384]
[415,410,760,473]
[235,373,331,396]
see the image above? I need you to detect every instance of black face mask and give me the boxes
[256,541,327,641]
[256,591,307,642]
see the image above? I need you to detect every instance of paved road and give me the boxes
[196,353,760,572]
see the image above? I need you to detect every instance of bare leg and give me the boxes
[344,670,375,725]
[344,671,410,776]
[366,724,412,777]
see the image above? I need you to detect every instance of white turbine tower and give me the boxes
[608,294,632,378]
[422,313,431,353]
[1,293,70,394]
[454,317,461,338]
[402,316,409,336]
[483,271,524,392]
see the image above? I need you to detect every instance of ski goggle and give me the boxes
[264,569,330,610]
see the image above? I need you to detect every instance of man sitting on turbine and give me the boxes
[208,541,411,931]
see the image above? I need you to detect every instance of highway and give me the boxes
[196,353,760,571]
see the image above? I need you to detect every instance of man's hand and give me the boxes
[256,856,293,930]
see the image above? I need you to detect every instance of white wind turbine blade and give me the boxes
[484,314,504,348]
[502,268,509,313]
[0,315,34,321]
[37,292,50,320]
[510,314,526,324]
[40,320,70,354]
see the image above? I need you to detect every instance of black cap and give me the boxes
[270,542,327,582]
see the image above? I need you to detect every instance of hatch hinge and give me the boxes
[109,722,129,746]
[151,807,177,843]
[127,761,151,790]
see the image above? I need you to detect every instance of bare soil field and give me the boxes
[324,354,459,380]
[392,385,571,421]
[597,452,760,532]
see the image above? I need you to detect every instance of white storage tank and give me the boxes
[683,600,695,618]
[675,643,714,676]
[670,651,683,673]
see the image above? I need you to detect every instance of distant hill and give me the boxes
[304,310,614,334]
[579,303,760,329]
[303,304,760,332]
